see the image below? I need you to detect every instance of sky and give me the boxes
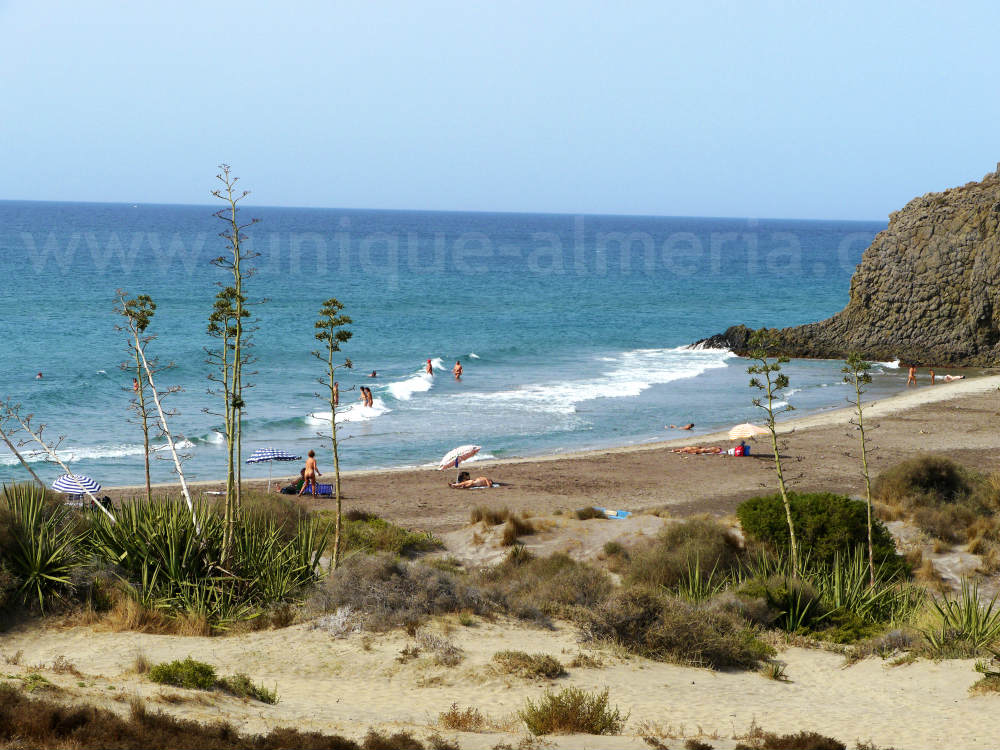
[1,1,998,220]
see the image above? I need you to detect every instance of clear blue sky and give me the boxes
[1,1,998,219]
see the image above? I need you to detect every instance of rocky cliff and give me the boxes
[699,165,1000,366]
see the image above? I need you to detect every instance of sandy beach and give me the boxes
[5,375,1000,749]
[110,374,1000,535]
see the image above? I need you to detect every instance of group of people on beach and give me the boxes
[905,365,965,386]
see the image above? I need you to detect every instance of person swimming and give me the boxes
[667,423,694,430]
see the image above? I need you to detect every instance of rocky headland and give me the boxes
[699,165,1000,366]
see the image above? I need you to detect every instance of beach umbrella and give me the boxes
[437,444,481,481]
[52,473,101,495]
[246,448,302,492]
[727,423,770,441]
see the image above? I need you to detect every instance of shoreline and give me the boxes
[107,373,1000,494]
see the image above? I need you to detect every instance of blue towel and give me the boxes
[302,484,333,496]
[593,506,631,519]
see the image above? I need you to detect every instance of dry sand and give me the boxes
[7,376,1000,748]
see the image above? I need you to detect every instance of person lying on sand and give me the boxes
[943,374,965,382]
[667,423,694,430]
[450,470,495,489]
[670,445,722,454]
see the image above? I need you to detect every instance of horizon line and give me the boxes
[0,197,889,225]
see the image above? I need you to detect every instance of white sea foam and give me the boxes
[454,346,733,415]
[875,358,900,369]
[468,353,480,359]
[0,443,147,466]
[387,370,434,400]
[308,397,390,425]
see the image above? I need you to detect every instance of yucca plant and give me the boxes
[2,483,83,611]
[811,548,924,626]
[675,554,728,602]
[923,578,1000,657]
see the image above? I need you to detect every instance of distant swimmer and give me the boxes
[906,366,917,386]
[453,360,463,380]
[133,377,140,392]
[943,374,966,382]
[667,423,694,430]
[35,372,42,380]
[368,370,377,378]
[929,368,936,385]
[333,381,339,406]
[425,359,434,375]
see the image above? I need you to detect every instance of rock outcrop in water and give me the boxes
[698,165,1000,366]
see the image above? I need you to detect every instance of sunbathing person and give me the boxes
[670,445,722,454]
[450,470,494,489]
[943,374,965,382]
[667,423,694,430]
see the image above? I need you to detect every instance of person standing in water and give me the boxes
[333,381,339,406]
[132,377,140,392]
[906,365,917,386]
[425,359,434,375]
[298,450,321,496]
[453,360,463,380]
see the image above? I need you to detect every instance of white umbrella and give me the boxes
[437,444,481,480]
[728,423,770,441]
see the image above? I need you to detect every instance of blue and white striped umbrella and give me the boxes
[52,474,101,495]
[246,448,302,464]
[245,448,302,491]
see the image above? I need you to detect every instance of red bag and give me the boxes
[734,445,745,457]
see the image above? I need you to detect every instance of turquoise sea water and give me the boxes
[0,201,899,487]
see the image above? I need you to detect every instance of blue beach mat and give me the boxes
[593,507,631,519]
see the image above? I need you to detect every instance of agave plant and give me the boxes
[675,554,728,602]
[2,483,83,611]
[811,548,924,626]
[923,577,1000,657]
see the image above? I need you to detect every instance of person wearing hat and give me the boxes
[425,359,433,375]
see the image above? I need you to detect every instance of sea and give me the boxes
[0,201,903,488]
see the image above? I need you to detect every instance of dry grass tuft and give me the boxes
[50,655,81,676]
[518,687,627,736]
[501,516,536,546]
[470,506,511,526]
[574,506,605,521]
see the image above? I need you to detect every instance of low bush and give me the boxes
[148,657,217,690]
[217,673,279,704]
[0,683,360,749]
[735,728,845,750]
[492,650,566,679]
[438,703,486,731]
[873,455,980,509]
[338,513,443,556]
[479,552,612,622]
[581,588,773,670]
[737,492,904,574]
[626,518,746,592]
[574,506,604,520]
[307,554,493,631]
[737,575,825,631]
[519,687,626,735]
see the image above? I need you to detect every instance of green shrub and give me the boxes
[492,650,566,679]
[735,728,845,750]
[738,574,826,631]
[148,658,217,690]
[737,492,903,573]
[216,673,279,704]
[339,514,443,556]
[519,687,626,735]
[582,588,773,670]
[626,518,745,592]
